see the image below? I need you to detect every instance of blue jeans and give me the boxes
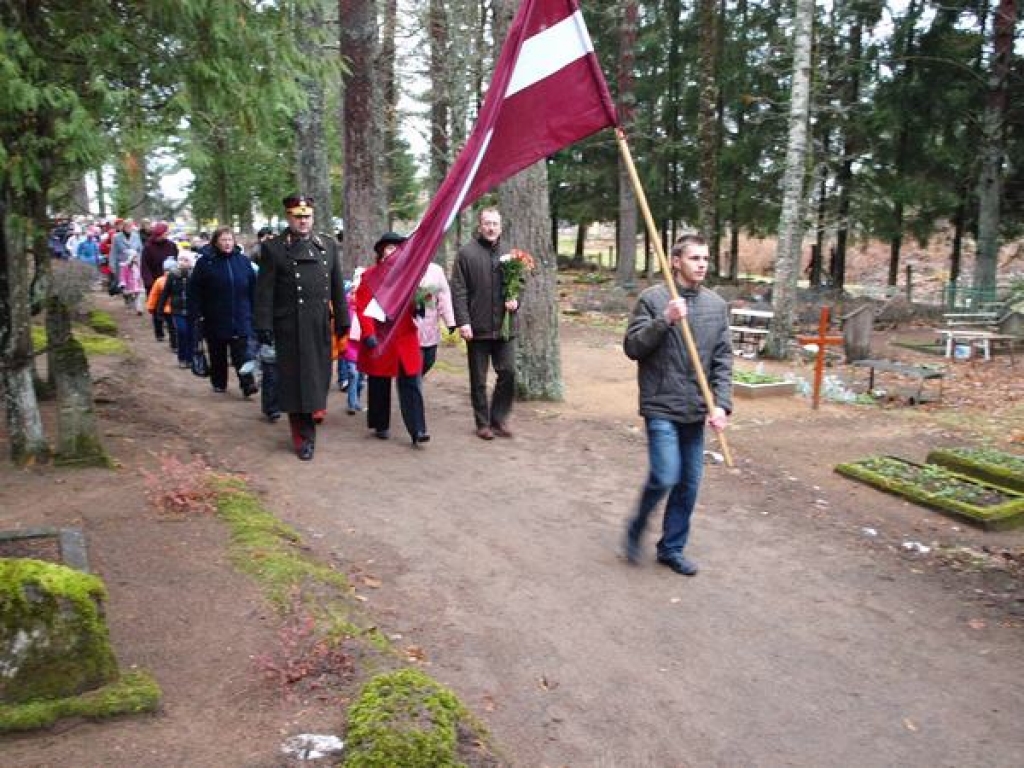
[344,360,365,411]
[627,418,705,557]
[172,315,194,366]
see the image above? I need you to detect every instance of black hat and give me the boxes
[282,194,314,215]
[256,226,274,239]
[373,231,407,256]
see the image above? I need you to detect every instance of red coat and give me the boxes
[353,263,422,378]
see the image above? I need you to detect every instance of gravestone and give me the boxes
[841,304,874,362]
[0,559,118,703]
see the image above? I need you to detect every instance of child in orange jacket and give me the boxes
[147,258,178,351]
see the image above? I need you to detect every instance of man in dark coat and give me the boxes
[450,207,520,440]
[254,194,348,461]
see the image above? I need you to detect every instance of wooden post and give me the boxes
[615,128,733,466]
[796,307,844,410]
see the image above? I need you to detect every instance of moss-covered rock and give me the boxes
[343,668,473,768]
[0,559,118,704]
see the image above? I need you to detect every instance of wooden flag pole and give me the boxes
[614,127,734,467]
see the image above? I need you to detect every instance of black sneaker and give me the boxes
[656,553,698,576]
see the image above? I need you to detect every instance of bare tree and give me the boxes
[614,0,639,290]
[296,0,334,228]
[340,0,387,273]
[0,193,49,463]
[974,0,1017,298]
[764,0,814,359]
[696,0,720,274]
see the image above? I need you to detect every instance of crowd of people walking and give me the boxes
[48,198,503,464]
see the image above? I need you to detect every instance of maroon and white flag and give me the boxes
[364,0,618,326]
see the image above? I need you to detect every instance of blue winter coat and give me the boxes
[76,238,100,266]
[187,245,256,341]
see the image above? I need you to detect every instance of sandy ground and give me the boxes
[2,288,1024,767]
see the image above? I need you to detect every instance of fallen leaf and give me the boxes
[968,618,986,630]
[361,575,382,589]
[405,645,427,662]
[482,694,496,712]
[903,718,917,732]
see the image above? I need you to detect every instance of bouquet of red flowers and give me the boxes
[498,248,535,340]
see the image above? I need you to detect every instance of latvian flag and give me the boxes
[364,0,619,327]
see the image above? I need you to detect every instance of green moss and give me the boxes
[733,370,786,385]
[343,669,469,768]
[86,309,118,336]
[213,483,352,609]
[0,670,160,733]
[79,332,128,356]
[835,456,1024,530]
[0,559,118,703]
[55,433,112,468]
[30,324,128,357]
[926,447,1024,494]
[206,479,495,762]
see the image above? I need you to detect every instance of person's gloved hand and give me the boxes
[363,335,378,349]
[256,329,273,346]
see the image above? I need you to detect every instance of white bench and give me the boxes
[730,308,773,353]
[934,329,1017,364]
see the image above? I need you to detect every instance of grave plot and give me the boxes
[835,455,1024,530]
[925,447,1024,494]
[732,370,796,399]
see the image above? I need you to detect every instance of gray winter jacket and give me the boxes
[623,283,733,423]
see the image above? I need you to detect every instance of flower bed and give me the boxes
[835,455,1024,530]
[925,447,1024,494]
[732,370,795,399]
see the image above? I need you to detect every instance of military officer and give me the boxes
[254,194,348,460]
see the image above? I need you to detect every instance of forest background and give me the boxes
[0,0,1021,465]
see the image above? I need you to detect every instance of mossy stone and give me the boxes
[0,559,118,704]
[343,668,468,768]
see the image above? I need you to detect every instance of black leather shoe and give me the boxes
[657,553,698,576]
[297,441,314,461]
[374,429,389,440]
[413,432,431,445]
[266,411,281,423]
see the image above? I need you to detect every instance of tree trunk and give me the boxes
[764,0,813,360]
[833,15,864,294]
[494,0,561,401]
[44,260,106,466]
[888,203,903,288]
[500,162,562,401]
[295,0,333,226]
[696,0,720,274]
[0,189,49,463]
[614,0,639,290]
[574,222,588,263]
[340,0,386,274]
[974,0,1016,298]
[428,0,454,265]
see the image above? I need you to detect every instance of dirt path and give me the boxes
[3,293,1024,767]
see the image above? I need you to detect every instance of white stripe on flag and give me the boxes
[443,128,496,230]
[505,11,594,98]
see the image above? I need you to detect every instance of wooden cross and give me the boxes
[796,307,845,410]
